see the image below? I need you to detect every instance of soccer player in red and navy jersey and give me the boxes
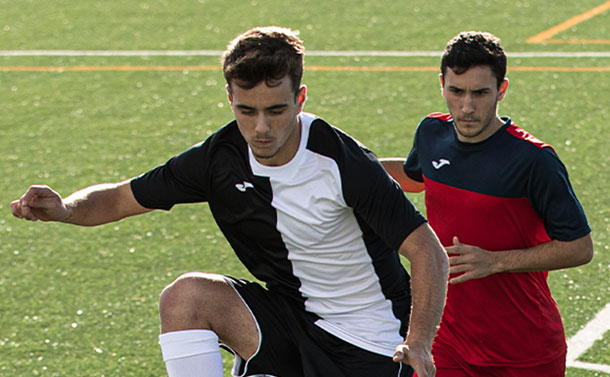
[382,31,593,377]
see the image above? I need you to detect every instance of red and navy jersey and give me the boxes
[404,113,590,367]
[131,112,426,357]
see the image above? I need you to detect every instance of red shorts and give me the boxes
[414,349,566,377]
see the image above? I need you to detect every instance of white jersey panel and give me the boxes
[250,113,403,356]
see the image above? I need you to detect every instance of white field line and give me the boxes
[1,50,610,58]
[569,361,610,374]
[566,302,610,373]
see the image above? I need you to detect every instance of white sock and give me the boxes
[159,329,223,377]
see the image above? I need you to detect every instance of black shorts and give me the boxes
[224,277,414,377]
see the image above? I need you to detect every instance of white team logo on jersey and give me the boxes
[432,158,451,170]
[235,181,254,192]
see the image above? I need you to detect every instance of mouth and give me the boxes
[252,139,273,148]
[457,119,478,125]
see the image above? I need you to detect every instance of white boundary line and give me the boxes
[569,361,610,374]
[1,50,610,58]
[566,302,610,373]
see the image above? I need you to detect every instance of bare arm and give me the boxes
[379,158,424,193]
[10,180,151,226]
[393,222,448,377]
[447,234,593,284]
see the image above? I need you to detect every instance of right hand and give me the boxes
[11,185,71,222]
[393,342,436,377]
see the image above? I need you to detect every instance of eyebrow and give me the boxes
[235,103,289,111]
[448,85,490,92]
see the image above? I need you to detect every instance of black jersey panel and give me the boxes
[353,212,412,336]
[305,118,422,334]
[305,119,426,252]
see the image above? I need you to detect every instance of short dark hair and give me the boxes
[222,26,304,95]
[440,31,507,88]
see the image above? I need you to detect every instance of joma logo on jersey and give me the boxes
[432,159,451,170]
[235,181,254,192]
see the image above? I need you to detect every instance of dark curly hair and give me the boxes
[222,26,304,97]
[441,31,506,88]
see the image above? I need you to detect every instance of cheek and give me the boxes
[275,121,298,143]
[444,96,460,110]
[481,98,497,114]
[271,113,292,130]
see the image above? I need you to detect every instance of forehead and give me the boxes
[444,65,497,89]
[230,77,295,106]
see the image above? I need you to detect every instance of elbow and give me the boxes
[433,243,450,279]
[573,234,594,266]
[571,247,593,268]
[578,245,594,266]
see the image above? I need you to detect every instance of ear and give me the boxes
[226,84,233,104]
[497,79,509,101]
[438,73,446,97]
[296,85,307,112]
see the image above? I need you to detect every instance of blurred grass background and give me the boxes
[1,0,609,376]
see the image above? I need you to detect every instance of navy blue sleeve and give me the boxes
[528,147,591,241]
[130,140,211,210]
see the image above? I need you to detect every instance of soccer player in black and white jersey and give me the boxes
[11,26,448,377]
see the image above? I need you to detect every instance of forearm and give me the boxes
[493,234,593,273]
[400,224,448,348]
[407,257,447,348]
[379,158,424,193]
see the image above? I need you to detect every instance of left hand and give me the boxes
[445,236,499,284]
[393,342,435,377]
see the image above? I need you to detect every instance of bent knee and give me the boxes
[160,272,229,308]
[159,272,230,331]
[162,271,224,294]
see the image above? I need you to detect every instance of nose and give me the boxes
[461,94,475,114]
[255,113,270,134]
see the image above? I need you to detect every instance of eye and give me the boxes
[268,107,287,115]
[239,109,255,115]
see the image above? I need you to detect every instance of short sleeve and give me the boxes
[130,140,211,210]
[338,136,426,250]
[528,148,591,241]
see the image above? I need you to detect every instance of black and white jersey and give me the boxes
[131,112,426,356]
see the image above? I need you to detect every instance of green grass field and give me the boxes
[1,1,609,376]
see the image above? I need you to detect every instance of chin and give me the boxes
[253,150,277,160]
